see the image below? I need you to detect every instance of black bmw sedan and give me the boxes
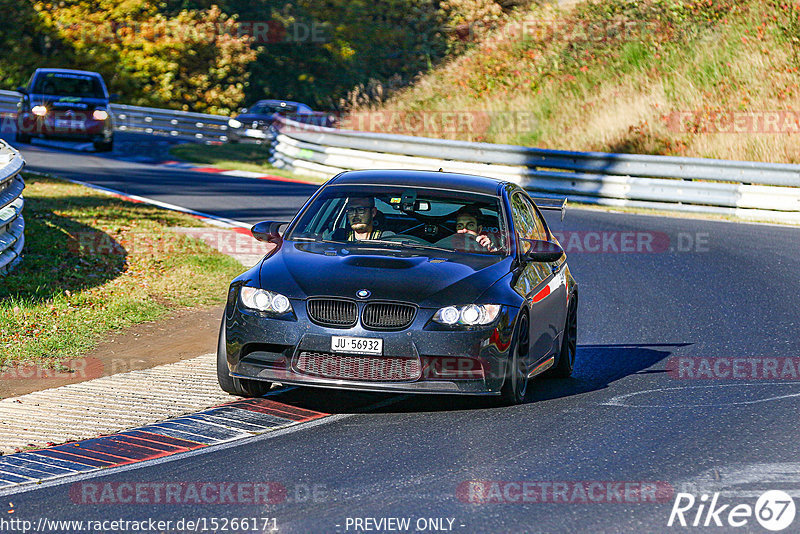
[218,169,578,404]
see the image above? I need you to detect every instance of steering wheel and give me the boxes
[396,223,453,239]
[380,234,430,245]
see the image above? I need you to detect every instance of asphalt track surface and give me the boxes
[4,132,800,533]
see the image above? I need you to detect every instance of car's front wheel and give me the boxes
[216,320,272,397]
[94,139,113,152]
[15,130,31,144]
[499,312,530,405]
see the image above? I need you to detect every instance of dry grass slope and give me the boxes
[354,0,800,163]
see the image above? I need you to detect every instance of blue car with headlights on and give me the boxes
[218,169,578,405]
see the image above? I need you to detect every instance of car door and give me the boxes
[531,199,568,352]
[509,192,556,371]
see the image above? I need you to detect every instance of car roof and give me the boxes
[34,68,104,79]
[327,169,506,195]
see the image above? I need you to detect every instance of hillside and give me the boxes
[351,0,800,163]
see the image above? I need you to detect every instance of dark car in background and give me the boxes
[15,68,115,151]
[228,99,336,142]
[218,169,578,405]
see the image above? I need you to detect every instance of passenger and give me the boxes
[454,206,496,252]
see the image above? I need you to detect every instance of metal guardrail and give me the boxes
[0,140,25,275]
[112,103,231,142]
[270,116,800,223]
[0,91,18,117]
[1,90,232,142]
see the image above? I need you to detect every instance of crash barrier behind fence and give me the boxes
[0,140,25,275]
[269,116,800,223]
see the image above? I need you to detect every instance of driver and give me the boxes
[344,196,384,241]
[455,206,496,252]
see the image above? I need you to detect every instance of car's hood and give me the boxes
[28,93,109,111]
[258,242,512,307]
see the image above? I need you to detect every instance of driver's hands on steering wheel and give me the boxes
[475,234,494,250]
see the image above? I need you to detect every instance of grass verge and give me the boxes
[168,142,325,183]
[0,174,245,365]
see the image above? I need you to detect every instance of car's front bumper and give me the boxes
[17,114,112,140]
[225,300,519,395]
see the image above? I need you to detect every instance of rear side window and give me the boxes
[33,73,106,99]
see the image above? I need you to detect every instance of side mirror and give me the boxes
[15,87,26,95]
[251,221,287,244]
[240,108,248,114]
[521,239,564,263]
[109,93,119,102]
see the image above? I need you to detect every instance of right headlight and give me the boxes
[432,304,501,326]
[228,118,242,129]
[240,287,292,314]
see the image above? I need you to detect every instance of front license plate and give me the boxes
[244,128,266,138]
[55,119,84,129]
[331,336,383,355]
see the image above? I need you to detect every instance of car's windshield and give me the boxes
[32,72,105,99]
[250,102,299,114]
[285,185,509,255]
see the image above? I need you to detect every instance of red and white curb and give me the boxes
[158,160,316,185]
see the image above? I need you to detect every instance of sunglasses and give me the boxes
[346,207,371,215]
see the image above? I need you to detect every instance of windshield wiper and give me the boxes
[354,239,453,253]
[289,237,345,244]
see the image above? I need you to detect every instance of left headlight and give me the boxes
[432,304,501,326]
[92,109,109,121]
[240,287,293,314]
[228,118,242,129]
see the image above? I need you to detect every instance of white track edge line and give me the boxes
[23,170,250,229]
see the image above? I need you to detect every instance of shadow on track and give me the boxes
[263,342,692,414]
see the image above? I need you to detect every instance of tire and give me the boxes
[499,312,530,405]
[545,294,577,378]
[94,139,113,152]
[15,130,31,143]
[216,318,272,397]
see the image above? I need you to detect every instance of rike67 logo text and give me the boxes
[669,491,796,531]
